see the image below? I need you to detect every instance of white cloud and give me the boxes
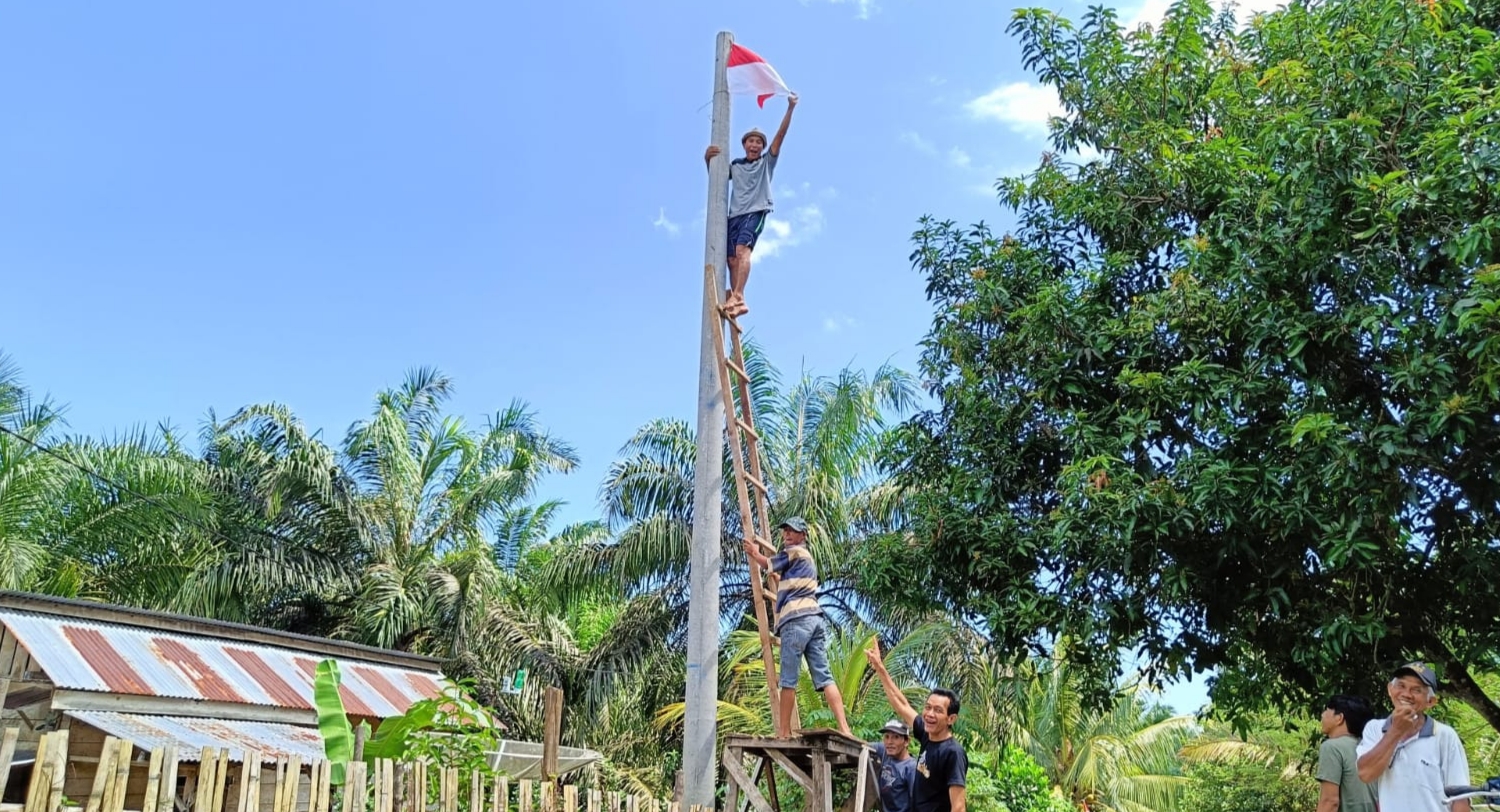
[807,0,878,19]
[898,131,937,155]
[779,182,837,203]
[757,204,825,260]
[822,315,858,333]
[966,82,1064,137]
[948,147,972,169]
[653,208,681,237]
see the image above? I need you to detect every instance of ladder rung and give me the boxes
[725,357,749,381]
[734,418,759,440]
[745,473,768,493]
[722,312,743,332]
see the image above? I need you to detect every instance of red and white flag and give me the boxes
[727,43,791,108]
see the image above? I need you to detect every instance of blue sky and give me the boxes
[0,0,1281,712]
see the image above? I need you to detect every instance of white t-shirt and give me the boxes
[1357,715,1470,812]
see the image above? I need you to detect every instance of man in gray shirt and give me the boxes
[704,93,797,317]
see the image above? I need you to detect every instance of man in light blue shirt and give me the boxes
[703,94,797,318]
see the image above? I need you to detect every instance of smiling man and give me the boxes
[1356,662,1471,812]
[870,719,916,812]
[703,94,797,318]
[864,642,967,812]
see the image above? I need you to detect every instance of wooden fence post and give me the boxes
[244,753,263,812]
[158,746,180,812]
[542,687,563,783]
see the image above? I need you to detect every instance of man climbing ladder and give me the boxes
[704,93,797,317]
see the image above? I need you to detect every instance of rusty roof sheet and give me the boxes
[1,609,444,717]
[66,711,326,763]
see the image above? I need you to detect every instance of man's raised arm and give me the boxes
[864,640,917,728]
[769,95,797,156]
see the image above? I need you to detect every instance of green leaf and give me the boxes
[313,659,353,784]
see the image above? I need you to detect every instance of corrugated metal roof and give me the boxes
[67,711,327,763]
[2,609,443,717]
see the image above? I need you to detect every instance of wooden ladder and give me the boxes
[704,264,788,735]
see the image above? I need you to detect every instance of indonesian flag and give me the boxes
[727,43,791,108]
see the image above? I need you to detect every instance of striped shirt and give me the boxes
[770,544,822,633]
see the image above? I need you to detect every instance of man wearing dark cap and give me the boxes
[870,719,916,812]
[743,516,853,738]
[1356,662,1471,812]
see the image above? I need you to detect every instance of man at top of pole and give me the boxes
[704,93,797,318]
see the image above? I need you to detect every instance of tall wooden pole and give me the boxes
[542,686,563,782]
[684,29,733,811]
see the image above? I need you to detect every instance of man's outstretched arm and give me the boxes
[769,95,798,156]
[864,641,917,728]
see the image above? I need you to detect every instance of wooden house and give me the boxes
[0,591,447,810]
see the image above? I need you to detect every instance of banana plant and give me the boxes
[314,659,356,784]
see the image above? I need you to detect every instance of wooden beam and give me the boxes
[760,757,780,812]
[760,751,812,792]
[51,691,317,726]
[806,752,831,812]
[143,748,165,812]
[850,748,868,812]
[0,726,19,798]
[85,738,118,812]
[720,751,774,812]
[541,687,563,783]
[156,746,179,812]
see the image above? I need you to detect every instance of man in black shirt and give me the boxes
[865,642,967,812]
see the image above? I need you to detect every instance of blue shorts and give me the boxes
[777,614,834,690]
[727,211,768,256]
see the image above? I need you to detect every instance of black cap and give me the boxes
[1393,662,1438,690]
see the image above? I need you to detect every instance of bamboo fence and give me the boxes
[0,730,691,812]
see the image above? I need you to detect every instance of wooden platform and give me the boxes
[722,731,878,812]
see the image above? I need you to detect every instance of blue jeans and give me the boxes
[778,614,834,690]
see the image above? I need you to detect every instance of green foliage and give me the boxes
[965,746,1063,812]
[313,660,354,784]
[365,680,504,774]
[1180,761,1316,812]
[885,0,1500,727]
[541,344,920,635]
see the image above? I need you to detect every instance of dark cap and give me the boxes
[1393,662,1438,690]
[779,517,808,533]
[880,719,909,737]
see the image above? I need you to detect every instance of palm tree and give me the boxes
[541,346,918,631]
[186,404,366,633]
[337,367,580,656]
[654,621,951,741]
[1011,658,1195,812]
[0,355,66,590]
[893,628,1196,812]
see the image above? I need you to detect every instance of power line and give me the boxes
[0,422,312,556]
